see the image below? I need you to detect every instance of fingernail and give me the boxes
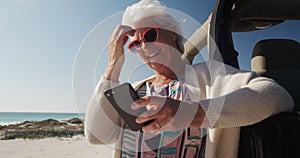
[136,118,140,124]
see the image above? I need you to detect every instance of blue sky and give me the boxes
[0,0,299,113]
[0,0,214,113]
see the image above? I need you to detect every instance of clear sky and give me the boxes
[0,0,214,113]
[1,0,299,113]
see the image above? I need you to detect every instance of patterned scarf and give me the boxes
[121,79,205,158]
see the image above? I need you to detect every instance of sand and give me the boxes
[0,135,113,158]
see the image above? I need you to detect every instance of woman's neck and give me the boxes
[153,67,184,85]
[153,74,175,85]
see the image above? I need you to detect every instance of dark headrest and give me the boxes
[251,39,300,111]
[252,39,300,71]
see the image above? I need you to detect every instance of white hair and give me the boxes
[122,0,184,53]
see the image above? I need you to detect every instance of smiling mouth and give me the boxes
[148,50,160,58]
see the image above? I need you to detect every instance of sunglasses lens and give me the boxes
[144,28,157,42]
[129,41,141,49]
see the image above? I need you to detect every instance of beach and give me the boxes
[0,135,113,158]
[0,117,114,158]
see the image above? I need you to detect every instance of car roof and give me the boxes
[206,0,300,68]
[230,0,300,32]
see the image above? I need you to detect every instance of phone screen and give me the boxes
[104,83,149,131]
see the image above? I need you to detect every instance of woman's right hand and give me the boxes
[103,25,135,82]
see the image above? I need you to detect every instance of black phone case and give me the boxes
[104,83,148,131]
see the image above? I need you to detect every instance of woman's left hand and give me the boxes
[131,96,203,132]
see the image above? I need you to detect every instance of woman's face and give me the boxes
[128,26,181,74]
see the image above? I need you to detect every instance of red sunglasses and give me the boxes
[127,27,159,53]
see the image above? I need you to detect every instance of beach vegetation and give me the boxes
[0,118,84,140]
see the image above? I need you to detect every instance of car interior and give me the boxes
[183,0,300,157]
[239,38,300,158]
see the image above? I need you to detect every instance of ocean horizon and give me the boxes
[0,112,85,125]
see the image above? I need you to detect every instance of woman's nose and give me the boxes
[141,42,155,51]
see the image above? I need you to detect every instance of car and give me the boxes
[183,0,300,157]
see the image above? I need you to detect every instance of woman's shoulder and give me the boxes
[192,60,229,70]
[191,60,259,83]
[192,60,255,74]
[190,60,226,76]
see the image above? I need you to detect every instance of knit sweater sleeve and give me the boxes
[197,61,294,128]
[85,76,122,144]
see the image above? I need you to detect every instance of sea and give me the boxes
[0,112,85,125]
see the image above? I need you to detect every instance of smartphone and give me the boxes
[104,82,150,131]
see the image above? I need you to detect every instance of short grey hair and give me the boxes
[122,0,184,53]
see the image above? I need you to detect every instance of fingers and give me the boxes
[122,36,129,46]
[106,25,135,80]
[110,25,135,45]
[136,110,159,124]
[131,96,151,110]
[131,96,199,132]
[131,96,167,131]
[133,97,173,130]
[135,98,184,132]
[131,96,167,110]
[143,120,163,131]
[139,110,172,132]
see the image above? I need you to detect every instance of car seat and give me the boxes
[238,39,300,158]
